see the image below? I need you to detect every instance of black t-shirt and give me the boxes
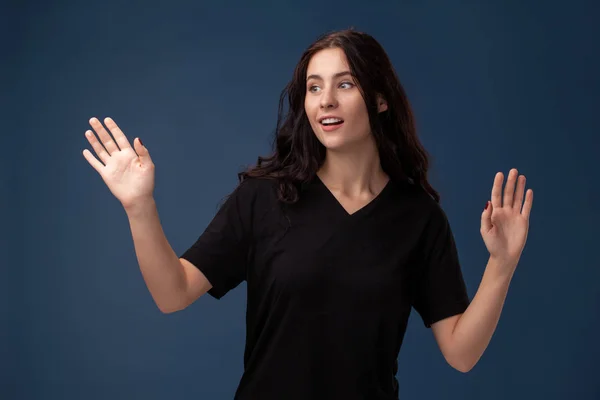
[180,176,470,400]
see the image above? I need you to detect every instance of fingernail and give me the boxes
[484,201,489,210]
[139,138,144,146]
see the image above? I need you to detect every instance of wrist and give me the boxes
[124,197,157,219]
[486,255,518,282]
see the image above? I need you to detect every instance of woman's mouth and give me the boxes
[320,117,344,132]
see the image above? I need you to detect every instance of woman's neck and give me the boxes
[317,137,389,197]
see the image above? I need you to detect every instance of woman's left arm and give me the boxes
[432,168,534,373]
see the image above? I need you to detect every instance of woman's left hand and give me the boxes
[481,168,534,274]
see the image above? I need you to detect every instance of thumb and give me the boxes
[134,137,152,163]
[481,200,493,233]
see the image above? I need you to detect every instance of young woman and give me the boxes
[83,29,533,400]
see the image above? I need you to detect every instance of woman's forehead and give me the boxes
[306,48,349,78]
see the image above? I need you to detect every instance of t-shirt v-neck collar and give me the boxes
[313,174,393,217]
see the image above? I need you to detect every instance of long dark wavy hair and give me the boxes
[238,28,440,203]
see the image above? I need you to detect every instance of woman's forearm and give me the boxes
[125,199,188,313]
[451,257,516,372]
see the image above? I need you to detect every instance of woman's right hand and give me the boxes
[83,117,155,210]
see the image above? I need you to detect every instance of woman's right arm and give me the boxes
[125,199,213,313]
[82,117,211,314]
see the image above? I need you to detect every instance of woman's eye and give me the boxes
[308,82,353,92]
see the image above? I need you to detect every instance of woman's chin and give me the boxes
[319,136,347,150]
[319,133,371,152]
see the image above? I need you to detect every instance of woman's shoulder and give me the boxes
[236,176,278,194]
[392,179,448,221]
[231,177,280,207]
[229,177,286,231]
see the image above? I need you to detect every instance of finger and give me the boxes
[89,117,120,154]
[491,172,503,208]
[521,189,534,219]
[513,174,526,209]
[481,201,493,233]
[503,168,518,209]
[82,148,105,173]
[133,137,151,163]
[84,129,111,164]
[104,117,132,151]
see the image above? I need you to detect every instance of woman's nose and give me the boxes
[320,88,338,109]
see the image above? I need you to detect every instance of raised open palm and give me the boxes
[82,117,155,209]
[481,168,534,272]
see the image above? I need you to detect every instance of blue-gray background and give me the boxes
[3,0,599,399]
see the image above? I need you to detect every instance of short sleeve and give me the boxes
[179,179,257,300]
[412,204,470,328]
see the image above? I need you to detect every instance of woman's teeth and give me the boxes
[321,118,343,125]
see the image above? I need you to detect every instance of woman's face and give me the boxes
[304,47,387,152]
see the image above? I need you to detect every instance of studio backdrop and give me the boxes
[4,1,599,399]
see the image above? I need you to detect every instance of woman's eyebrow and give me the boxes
[306,71,352,81]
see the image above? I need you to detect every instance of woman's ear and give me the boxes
[377,95,388,112]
